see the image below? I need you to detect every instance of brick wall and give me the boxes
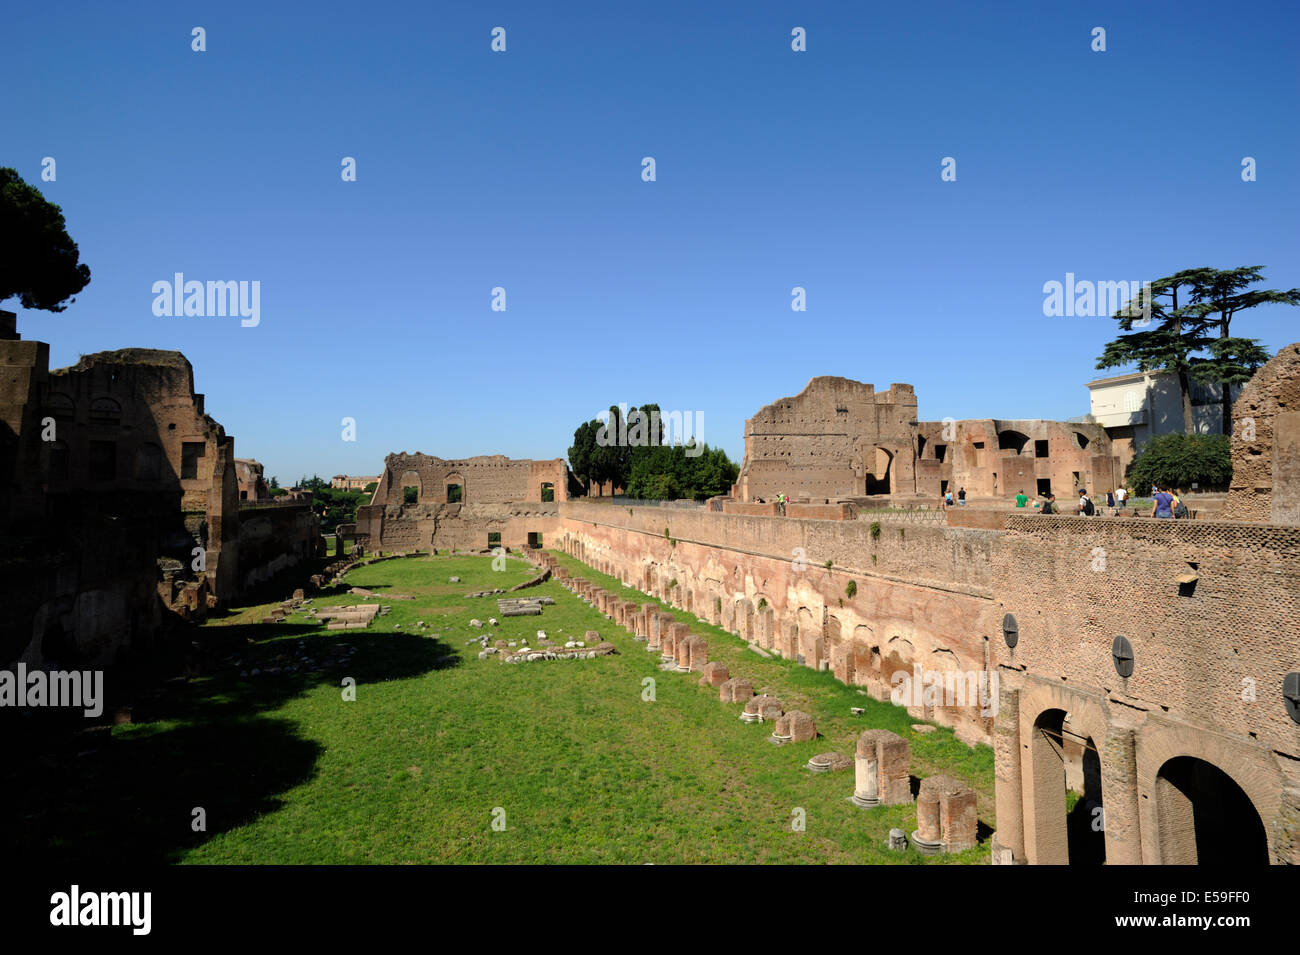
[370,453,567,506]
[558,500,999,743]
[1227,342,1300,525]
[994,514,1300,759]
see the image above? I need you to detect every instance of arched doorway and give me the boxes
[1030,709,1105,865]
[1156,756,1268,864]
[867,447,894,495]
[997,430,1030,455]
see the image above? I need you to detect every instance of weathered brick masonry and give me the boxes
[557,501,1300,863]
[357,453,568,552]
[1,313,322,668]
[559,500,1002,746]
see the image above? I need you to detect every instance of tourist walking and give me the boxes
[1172,489,1189,519]
[1151,486,1174,519]
[1015,489,1028,508]
[958,487,966,506]
[1078,489,1095,516]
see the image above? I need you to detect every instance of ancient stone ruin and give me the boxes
[741,694,783,723]
[730,375,1117,505]
[1225,342,1300,525]
[770,710,816,744]
[556,349,1300,863]
[851,729,912,808]
[496,596,554,616]
[806,751,853,773]
[718,677,753,703]
[912,775,978,855]
[356,452,567,553]
[674,634,707,672]
[501,641,615,664]
[696,661,729,687]
[313,604,383,630]
[0,314,323,668]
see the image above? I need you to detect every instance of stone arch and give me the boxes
[1154,756,1267,865]
[868,446,894,495]
[89,396,122,425]
[931,646,959,669]
[44,393,75,420]
[849,623,876,689]
[1012,686,1113,866]
[1027,708,1072,865]
[1135,722,1281,864]
[997,429,1030,455]
[882,635,914,684]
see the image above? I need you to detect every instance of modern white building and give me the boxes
[1085,370,1238,472]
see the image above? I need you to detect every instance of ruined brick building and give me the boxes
[8,298,1296,863]
[734,376,1119,503]
[558,355,1300,864]
[0,311,321,669]
[733,377,919,501]
[1226,342,1300,525]
[235,458,271,501]
[356,452,568,552]
[331,474,378,491]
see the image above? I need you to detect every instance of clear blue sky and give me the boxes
[5,0,1297,483]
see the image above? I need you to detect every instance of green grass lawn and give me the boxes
[11,551,994,864]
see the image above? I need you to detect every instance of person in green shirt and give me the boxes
[1015,490,1028,508]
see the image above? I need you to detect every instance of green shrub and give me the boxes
[845,580,857,599]
[870,522,881,540]
[1126,432,1232,492]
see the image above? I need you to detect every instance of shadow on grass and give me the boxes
[135,628,462,722]
[4,631,457,865]
[6,716,322,865]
